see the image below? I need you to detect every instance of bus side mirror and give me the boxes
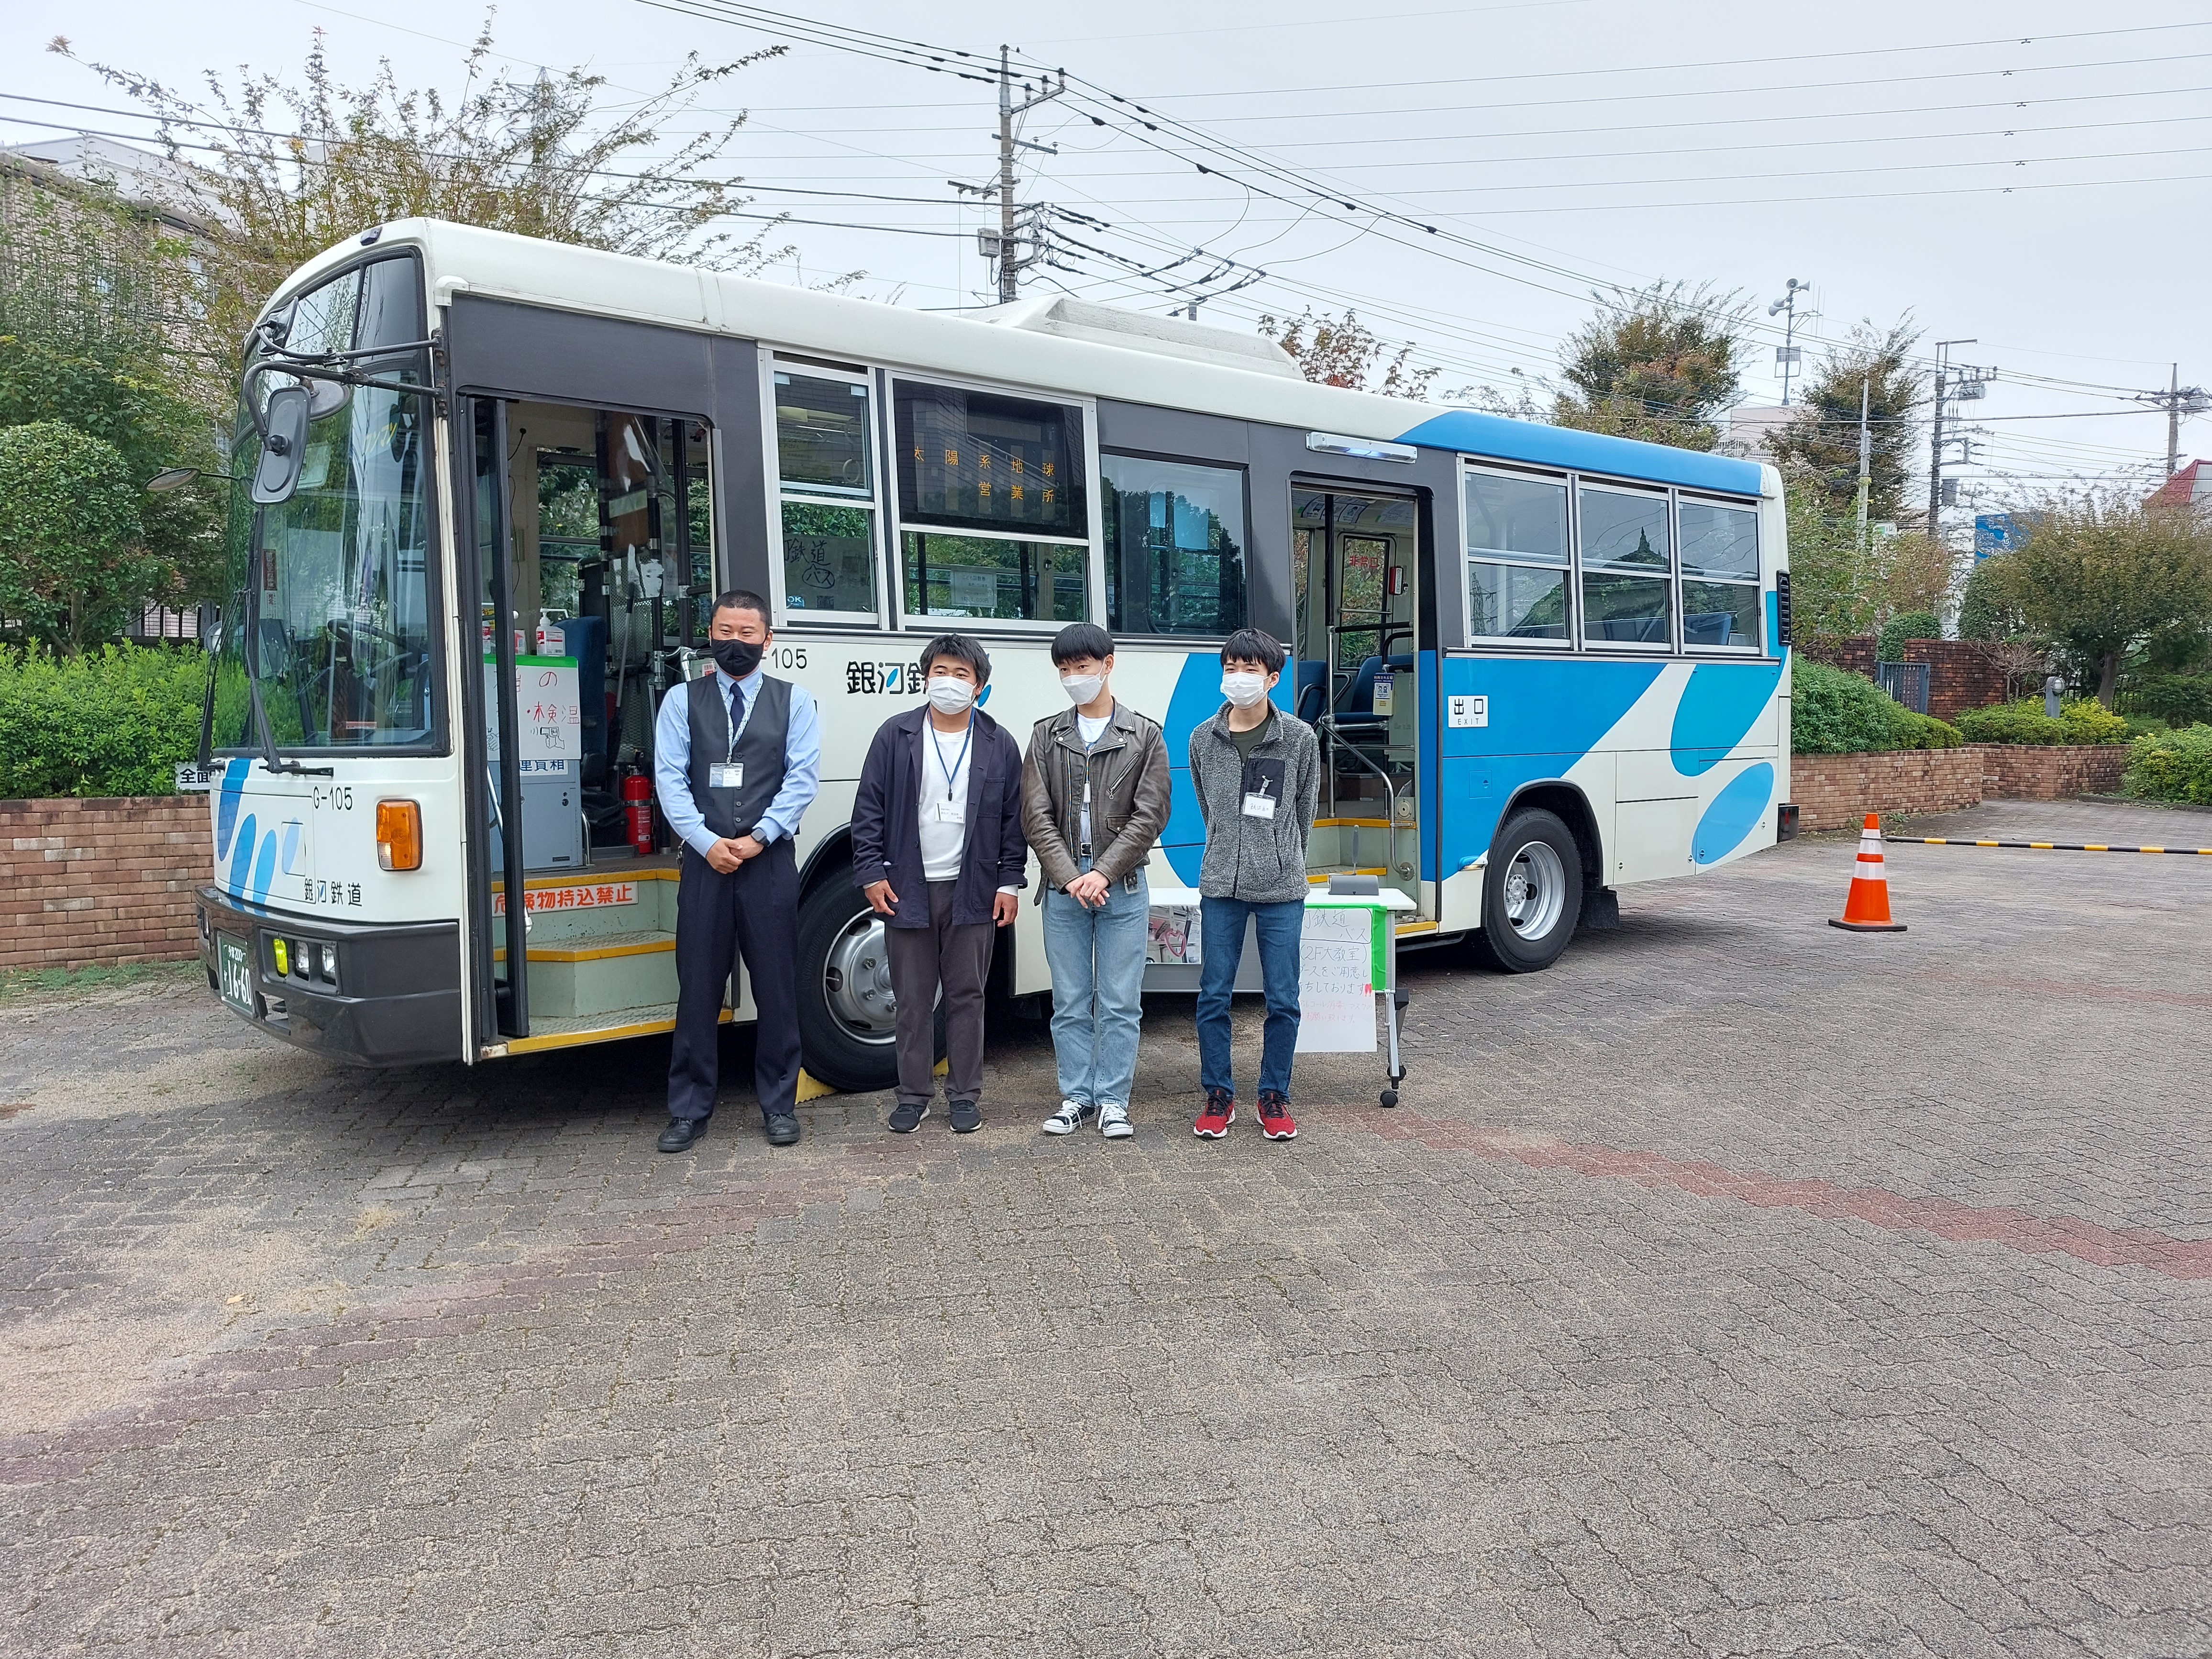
[252,385,312,505]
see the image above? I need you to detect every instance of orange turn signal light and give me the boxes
[376,798,423,872]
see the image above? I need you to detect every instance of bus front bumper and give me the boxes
[195,886,464,1067]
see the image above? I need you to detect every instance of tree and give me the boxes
[1977,492,2212,705]
[55,21,806,400]
[0,166,226,612]
[1258,309,1439,398]
[0,422,159,655]
[1766,320,1926,522]
[1551,281,1748,451]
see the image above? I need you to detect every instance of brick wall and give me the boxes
[1791,744,2131,831]
[1790,749,1988,831]
[1980,743,2129,801]
[1901,641,2012,722]
[0,796,209,970]
[1800,637,2011,721]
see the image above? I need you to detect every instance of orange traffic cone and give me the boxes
[1830,813,1906,931]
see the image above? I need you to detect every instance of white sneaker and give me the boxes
[1098,1102,1133,1140]
[1043,1100,1096,1136]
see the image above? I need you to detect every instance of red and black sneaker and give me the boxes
[1193,1087,1236,1139]
[1257,1091,1298,1141]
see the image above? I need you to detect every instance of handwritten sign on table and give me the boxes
[1295,905,1379,1053]
[484,656,581,763]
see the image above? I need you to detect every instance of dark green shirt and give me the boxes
[1228,713,1271,765]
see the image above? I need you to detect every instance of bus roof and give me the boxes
[286,220,1770,500]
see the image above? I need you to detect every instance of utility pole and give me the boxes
[2130,365,2208,477]
[1767,277,1812,406]
[1855,374,1872,553]
[1928,340,1994,543]
[988,48,1065,303]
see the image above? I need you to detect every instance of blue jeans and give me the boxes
[1042,862,1150,1106]
[1196,896,1303,1100]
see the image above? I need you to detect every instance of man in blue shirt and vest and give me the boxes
[652,589,821,1152]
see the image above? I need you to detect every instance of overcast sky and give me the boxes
[6,0,2207,513]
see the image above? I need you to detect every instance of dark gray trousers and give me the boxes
[885,879,995,1109]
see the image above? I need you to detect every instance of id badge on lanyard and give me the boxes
[1242,785,1278,820]
[709,762,743,790]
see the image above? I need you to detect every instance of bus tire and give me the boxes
[794,872,943,1095]
[1468,808,1582,974]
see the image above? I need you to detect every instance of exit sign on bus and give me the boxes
[1449,696,1489,729]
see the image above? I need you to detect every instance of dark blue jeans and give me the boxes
[1195,896,1304,1100]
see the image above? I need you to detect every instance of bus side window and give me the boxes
[893,380,1090,625]
[773,366,880,622]
[1101,453,1249,637]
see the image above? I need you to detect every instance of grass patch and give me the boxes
[0,958,201,1004]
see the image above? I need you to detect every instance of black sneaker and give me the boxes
[888,1101,930,1134]
[948,1100,982,1134]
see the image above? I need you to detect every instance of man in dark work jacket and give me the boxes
[849,633,1027,1135]
[652,590,821,1152]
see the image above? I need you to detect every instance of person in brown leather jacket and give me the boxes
[1019,622,1172,1140]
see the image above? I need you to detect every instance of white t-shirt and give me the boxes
[918,720,973,881]
[1074,706,1113,853]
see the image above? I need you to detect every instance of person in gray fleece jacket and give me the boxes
[1186,628,1320,1142]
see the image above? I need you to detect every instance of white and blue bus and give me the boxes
[196,220,1793,1089]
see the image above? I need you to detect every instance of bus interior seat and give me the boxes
[1683,611,1734,647]
[1294,658,1328,724]
[1591,617,1669,644]
[1331,653,1413,739]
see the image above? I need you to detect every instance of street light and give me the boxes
[1767,277,1813,406]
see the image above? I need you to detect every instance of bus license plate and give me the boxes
[217,934,255,1017]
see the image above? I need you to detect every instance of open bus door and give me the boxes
[1293,487,1424,915]
[460,395,531,1045]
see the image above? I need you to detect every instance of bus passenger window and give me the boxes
[1679,500,1761,650]
[1464,470,1569,643]
[1578,486,1673,648]
[774,369,878,618]
[895,381,1089,624]
[1103,454,1247,637]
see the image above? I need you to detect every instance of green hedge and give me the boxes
[1877,610,1941,662]
[2127,672,2212,730]
[1792,658,1964,754]
[1954,696,2129,747]
[0,643,208,798]
[2121,724,2212,804]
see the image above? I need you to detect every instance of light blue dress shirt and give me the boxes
[653,667,821,857]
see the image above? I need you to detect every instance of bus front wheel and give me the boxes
[1469,808,1582,973]
[795,873,943,1094]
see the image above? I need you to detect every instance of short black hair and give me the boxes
[1221,627,1286,675]
[920,632,990,684]
[1050,622,1113,666]
[710,589,771,628]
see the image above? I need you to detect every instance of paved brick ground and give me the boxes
[2,796,2207,1658]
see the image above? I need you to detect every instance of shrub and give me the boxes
[1955,695,2130,746]
[2122,724,2212,803]
[0,643,207,797]
[1877,609,1941,661]
[1792,658,1963,753]
[2129,671,2212,730]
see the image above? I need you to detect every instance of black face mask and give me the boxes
[710,637,764,680]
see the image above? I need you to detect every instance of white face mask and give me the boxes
[926,675,975,715]
[1060,673,1105,706]
[1220,672,1268,709]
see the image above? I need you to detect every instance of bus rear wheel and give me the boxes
[795,873,943,1094]
[1469,808,1582,974]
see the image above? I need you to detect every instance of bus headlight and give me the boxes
[376,799,423,871]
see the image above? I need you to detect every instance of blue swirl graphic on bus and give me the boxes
[1692,763,1775,865]
[1670,659,1784,776]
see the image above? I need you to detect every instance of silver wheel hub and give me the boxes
[821,911,898,1043]
[1501,841,1566,941]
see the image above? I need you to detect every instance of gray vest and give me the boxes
[684,672,792,839]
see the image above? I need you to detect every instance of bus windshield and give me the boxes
[210,255,437,752]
